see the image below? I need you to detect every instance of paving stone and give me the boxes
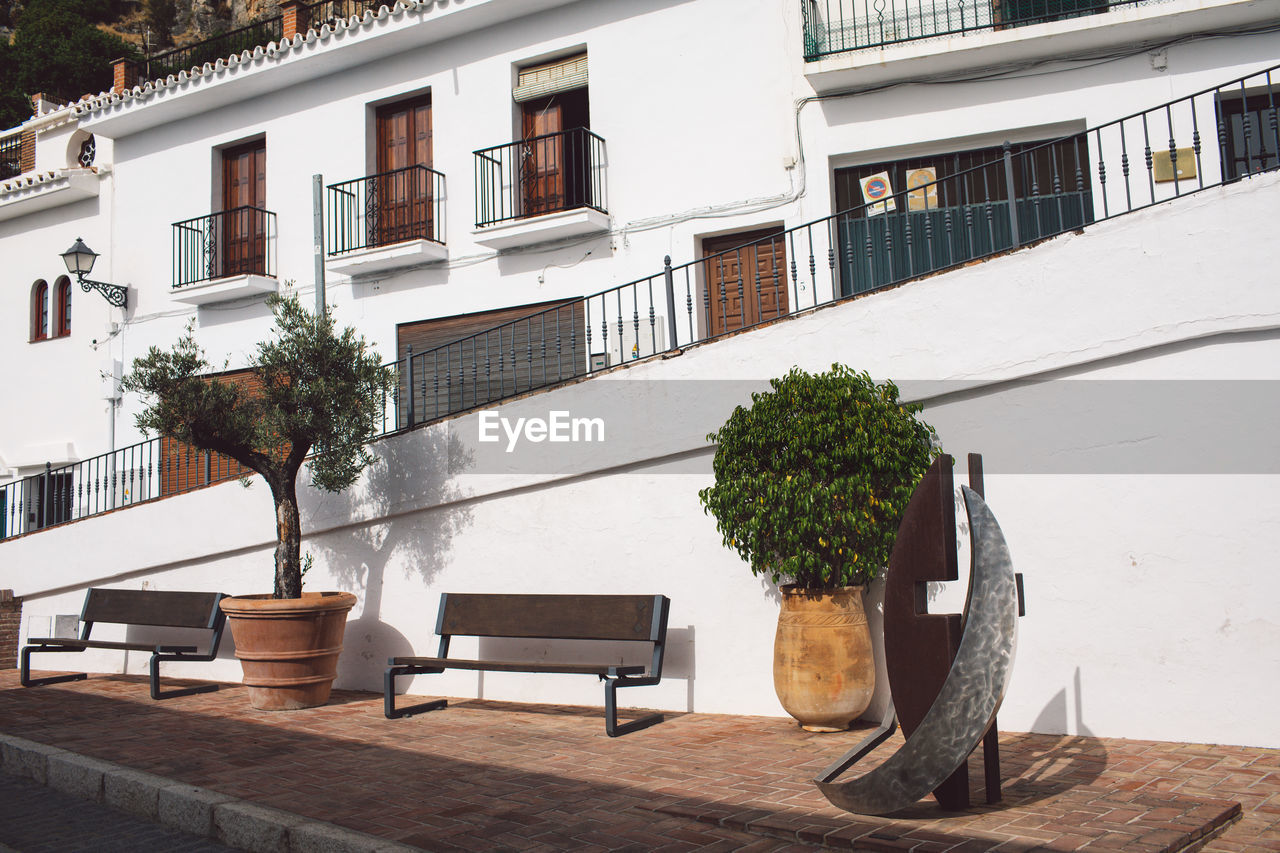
[0,671,1277,852]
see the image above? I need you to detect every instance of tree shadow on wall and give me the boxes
[301,428,474,692]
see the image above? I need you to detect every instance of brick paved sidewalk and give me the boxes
[0,670,1276,851]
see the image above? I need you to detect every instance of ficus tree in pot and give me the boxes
[699,363,939,730]
[122,293,395,709]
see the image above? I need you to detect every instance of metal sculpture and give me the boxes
[814,482,1020,816]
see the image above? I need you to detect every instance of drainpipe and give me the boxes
[313,174,326,317]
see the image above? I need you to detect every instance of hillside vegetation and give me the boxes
[1,0,280,130]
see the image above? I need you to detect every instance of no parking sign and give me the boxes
[859,171,896,215]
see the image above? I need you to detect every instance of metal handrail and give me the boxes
[4,62,1278,541]
[803,0,1153,60]
[474,127,608,227]
[132,16,284,83]
[172,206,278,287]
[326,165,446,255]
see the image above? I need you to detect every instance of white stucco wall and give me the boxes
[5,169,1277,747]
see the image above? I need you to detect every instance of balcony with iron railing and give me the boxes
[0,130,22,181]
[473,127,609,249]
[171,207,279,304]
[326,165,447,275]
[4,62,1278,543]
[802,0,1183,60]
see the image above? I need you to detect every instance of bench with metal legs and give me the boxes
[21,588,228,700]
[385,592,670,737]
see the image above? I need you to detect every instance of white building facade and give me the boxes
[1,0,1278,747]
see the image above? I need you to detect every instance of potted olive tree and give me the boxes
[699,364,938,731]
[123,293,394,710]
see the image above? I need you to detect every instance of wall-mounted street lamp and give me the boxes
[61,237,128,308]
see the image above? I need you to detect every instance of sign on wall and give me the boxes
[859,172,896,215]
[906,167,938,211]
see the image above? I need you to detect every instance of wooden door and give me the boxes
[375,96,432,245]
[521,98,564,217]
[702,229,789,337]
[221,141,266,276]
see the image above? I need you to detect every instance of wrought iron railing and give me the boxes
[392,63,1280,428]
[172,207,278,287]
[474,127,607,227]
[327,165,446,255]
[803,0,1155,59]
[302,0,384,26]
[4,64,1278,541]
[0,445,249,540]
[0,129,23,181]
[132,16,284,82]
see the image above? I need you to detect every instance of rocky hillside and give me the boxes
[2,1,284,52]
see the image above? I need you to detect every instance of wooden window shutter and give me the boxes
[158,368,270,496]
[396,298,586,424]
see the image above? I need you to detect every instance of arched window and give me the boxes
[30,279,48,341]
[55,276,72,337]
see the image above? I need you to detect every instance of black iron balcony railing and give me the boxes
[327,165,446,256]
[0,130,23,180]
[302,0,384,25]
[172,206,278,288]
[132,16,284,82]
[803,0,1144,60]
[474,127,607,228]
[4,63,1278,542]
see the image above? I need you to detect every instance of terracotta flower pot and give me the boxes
[219,591,357,711]
[773,585,874,732]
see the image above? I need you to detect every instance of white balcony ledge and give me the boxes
[170,273,277,305]
[472,207,611,251]
[326,238,448,278]
[0,169,102,222]
[803,0,1280,93]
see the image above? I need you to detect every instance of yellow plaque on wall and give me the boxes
[1153,148,1197,182]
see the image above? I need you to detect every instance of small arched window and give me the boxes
[31,279,49,341]
[55,276,72,337]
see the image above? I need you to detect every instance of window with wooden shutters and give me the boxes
[373,94,434,247]
[396,299,587,426]
[54,276,72,337]
[220,139,268,278]
[30,280,49,341]
[516,54,591,218]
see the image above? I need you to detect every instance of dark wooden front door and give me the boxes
[520,88,589,217]
[702,229,789,337]
[375,95,433,245]
[221,140,266,276]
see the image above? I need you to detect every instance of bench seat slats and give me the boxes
[21,588,228,701]
[390,656,648,676]
[385,593,671,736]
[26,638,199,654]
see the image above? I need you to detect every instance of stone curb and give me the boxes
[0,733,418,852]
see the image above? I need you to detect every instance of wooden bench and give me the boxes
[21,588,228,700]
[385,593,670,737]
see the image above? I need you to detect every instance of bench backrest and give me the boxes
[437,593,668,643]
[82,588,226,631]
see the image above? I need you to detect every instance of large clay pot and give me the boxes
[773,585,874,732]
[219,591,357,711]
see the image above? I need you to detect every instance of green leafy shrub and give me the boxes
[699,364,938,589]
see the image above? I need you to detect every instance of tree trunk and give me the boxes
[269,475,302,599]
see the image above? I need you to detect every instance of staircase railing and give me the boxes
[3,63,1277,541]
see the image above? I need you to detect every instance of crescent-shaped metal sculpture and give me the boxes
[814,486,1019,816]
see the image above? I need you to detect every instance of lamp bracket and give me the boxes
[78,275,128,308]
